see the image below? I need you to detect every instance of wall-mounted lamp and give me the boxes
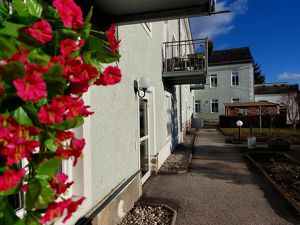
[134,76,151,98]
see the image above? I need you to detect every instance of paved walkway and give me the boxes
[143,129,299,225]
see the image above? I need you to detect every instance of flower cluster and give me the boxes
[0,0,121,224]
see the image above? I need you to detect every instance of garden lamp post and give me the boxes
[236,120,243,142]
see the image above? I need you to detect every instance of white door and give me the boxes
[139,94,151,184]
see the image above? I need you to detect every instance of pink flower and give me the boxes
[106,24,121,53]
[38,102,65,124]
[0,169,26,192]
[53,0,83,29]
[60,39,78,56]
[25,63,48,76]
[13,73,47,102]
[94,66,122,86]
[21,19,53,44]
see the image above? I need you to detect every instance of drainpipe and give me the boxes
[178,19,183,132]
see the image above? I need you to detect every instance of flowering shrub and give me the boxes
[0,0,121,224]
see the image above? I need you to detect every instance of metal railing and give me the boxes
[162,38,208,73]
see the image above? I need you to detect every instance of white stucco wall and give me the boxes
[88,19,192,206]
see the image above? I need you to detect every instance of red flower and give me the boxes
[25,64,48,76]
[60,39,78,56]
[65,98,93,120]
[3,138,39,166]
[106,24,121,53]
[40,197,85,224]
[68,63,98,83]
[53,0,83,29]
[94,66,122,86]
[50,173,74,198]
[13,73,47,102]
[38,102,65,124]
[56,131,74,142]
[0,82,4,94]
[56,138,85,166]
[22,19,53,44]
[63,197,85,223]
[0,169,26,192]
[69,82,90,95]
[40,198,72,224]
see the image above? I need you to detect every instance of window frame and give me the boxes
[210,74,218,88]
[231,71,239,86]
[211,99,218,113]
[195,100,202,113]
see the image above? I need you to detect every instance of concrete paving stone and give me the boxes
[143,128,300,225]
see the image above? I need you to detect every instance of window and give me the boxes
[166,94,172,138]
[195,100,201,113]
[8,162,24,212]
[211,99,218,113]
[231,71,239,86]
[210,74,217,88]
[232,98,239,102]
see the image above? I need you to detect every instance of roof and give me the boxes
[224,101,278,107]
[255,83,299,95]
[208,47,253,66]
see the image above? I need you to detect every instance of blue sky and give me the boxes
[190,0,300,84]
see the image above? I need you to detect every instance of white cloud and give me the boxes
[278,72,300,80]
[190,0,248,39]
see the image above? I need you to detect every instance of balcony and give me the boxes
[162,38,208,85]
[190,84,205,90]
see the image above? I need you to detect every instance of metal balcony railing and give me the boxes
[162,38,208,73]
[162,38,208,85]
[190,84,205,90]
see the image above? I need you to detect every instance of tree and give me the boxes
[280,91,300,129]
[254,62,265,84]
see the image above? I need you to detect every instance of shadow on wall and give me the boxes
[171,86,179,151]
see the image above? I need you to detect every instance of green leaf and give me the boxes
[27,49,50,65]
[26,178,55,210]
[0,21,27,38]
[25,178,41,210]
[0,199,20,225]
[13,0,29,17]
[12,106,33,126]
[57,28,78,40]
[15,220,26,225]
[27,0,43,18]
[84,36,121,64]
[51,116,84,131]
[43,63,67,99]
[35,179,54,209]
[0,35,18,60]
[80,23,92,40]
[0,61,25,83]
[45,137,58,152]
[43,5,59,21]
[22,103,40,126]
[84,6,93,25]
[36,157,62,180]
[24,212,41,225]
[0,186,18,196]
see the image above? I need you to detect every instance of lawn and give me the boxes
[220,128,300,139]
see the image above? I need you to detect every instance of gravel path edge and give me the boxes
[134,202,178,225]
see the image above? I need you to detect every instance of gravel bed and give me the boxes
[119,204,173,225]
[159,133,195,174]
